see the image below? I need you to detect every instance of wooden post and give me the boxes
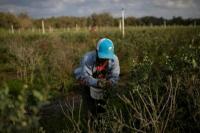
[194,21,196,27]
[11,25,14,34]
[119,20,122,31]
[88,25,91,31]
[122,8,125,38]
[32,27,35,33]
[42,20,45,34]
[52,27,54,32]
[76,24,79,31]
[164,21,166,28]
[18,29,21,34]
[49,26,53,33]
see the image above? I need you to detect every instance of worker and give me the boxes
[74,38,120,118]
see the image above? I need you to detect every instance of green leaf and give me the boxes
[192,59,197,68]
[32,90,43,101]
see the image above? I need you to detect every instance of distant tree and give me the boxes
[140,16,164,26]
[0,12,20,29]
[169,16,184,25]
[18,12,33,29]
[112,18,119,27]
[125,17,142,26]
[1,11,200,29]
[90,13,114,27]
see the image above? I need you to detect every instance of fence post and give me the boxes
[11,25,14,34]
[32,27,35,33]
[18,29,21,34]
[49,26,53,33]
[164,21,166,28]
[76,24,79,31]
[122,8,125,38]
[194,21,196,28]
[119,20,122,31]
[42,20,45,34]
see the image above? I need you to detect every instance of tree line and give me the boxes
[0,12,199,29]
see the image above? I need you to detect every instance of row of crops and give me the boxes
[0,26,199,132]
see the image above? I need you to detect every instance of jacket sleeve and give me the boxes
[108,56,120,86]
[81,54,98,87]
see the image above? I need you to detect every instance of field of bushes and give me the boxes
[0,26,199,132]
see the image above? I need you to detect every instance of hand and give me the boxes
[97,79,112,89]
[97,79,107,88]
[78,79,87,86]
[105,80,112,88]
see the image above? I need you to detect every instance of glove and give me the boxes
[77,78,87,86]
[97,79,112,89]
[97,79,107,88]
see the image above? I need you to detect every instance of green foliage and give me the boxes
[0,12,20,29]
[0,11,200,30]
[0,26,199,132]
[0,82,40,132]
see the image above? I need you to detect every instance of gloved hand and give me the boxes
[97,79,107,88]
[97,79,112,89]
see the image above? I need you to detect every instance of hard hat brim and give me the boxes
[98,52,114,59]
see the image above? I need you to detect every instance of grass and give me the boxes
[0,26,199,132]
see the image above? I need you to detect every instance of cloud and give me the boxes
[0,0,199,18]
[62,0,85,2]
[153,0,195,9]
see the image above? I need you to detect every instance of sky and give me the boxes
[0,0,199,19]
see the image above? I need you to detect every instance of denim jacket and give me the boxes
[74,51,120,87]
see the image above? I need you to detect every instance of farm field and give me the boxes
[0,26,200,132]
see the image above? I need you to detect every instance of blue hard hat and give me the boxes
[96,38,114,59]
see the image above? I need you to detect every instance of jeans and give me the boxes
[81,86,107,118]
